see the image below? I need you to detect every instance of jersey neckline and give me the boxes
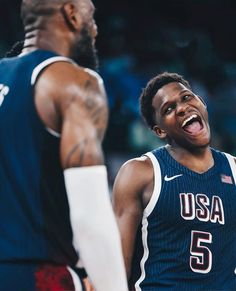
[154,146,221,180]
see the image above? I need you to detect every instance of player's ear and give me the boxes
[61,3,82,31]
[153,125,167,139]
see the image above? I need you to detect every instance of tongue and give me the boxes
[184,121,202,134]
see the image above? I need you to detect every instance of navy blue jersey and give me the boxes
[0,50,78,266]
[131,147,236,290]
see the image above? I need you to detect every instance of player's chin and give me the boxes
[186,128,211,147]
[182,131,211,149]
[190,136,211,148]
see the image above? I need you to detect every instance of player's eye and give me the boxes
[164,105,175,115]
[182,94,192,101]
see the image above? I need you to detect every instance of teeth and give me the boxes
[182,114,198,127]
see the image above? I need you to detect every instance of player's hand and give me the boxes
[83,277,94,291]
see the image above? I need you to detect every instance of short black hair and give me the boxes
[20,0,73,26]
[140,72,191,129]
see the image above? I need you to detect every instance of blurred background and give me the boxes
[1,0,236,184]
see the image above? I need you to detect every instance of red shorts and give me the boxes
[35,264,83,290]
[0,263,84,291]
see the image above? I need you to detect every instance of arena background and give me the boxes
[1,0,236,184]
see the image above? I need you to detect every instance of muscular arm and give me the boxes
[60,66,107,167]
[35,61,108,168]
[35,62,127,291]
[59,69,108,168]
[112,157,154,282]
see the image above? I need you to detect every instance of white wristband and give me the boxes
[64,165,128,291]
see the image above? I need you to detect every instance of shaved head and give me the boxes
[20,0,98,70]
[21,0,77,26]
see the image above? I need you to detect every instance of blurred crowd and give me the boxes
[1,0,236,180]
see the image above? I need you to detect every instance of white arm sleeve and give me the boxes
[64,165,128,291]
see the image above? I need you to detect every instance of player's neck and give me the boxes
[21,27,71,57]
[166,145,214,174]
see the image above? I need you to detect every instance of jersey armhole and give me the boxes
[224,152,236,185]
[143,152,162,217]
[31,56,75,138]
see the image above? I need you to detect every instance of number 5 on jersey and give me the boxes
[190,230,212,274]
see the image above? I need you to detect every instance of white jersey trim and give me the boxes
[143,152,162,217]
[31,56,75,85]
[67,266,83,291]
[135,151,162,290]
[134,216,149,291]
[46,127,61,138]
[31,56,74,138]
[224,153,236,185]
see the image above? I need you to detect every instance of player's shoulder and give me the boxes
[36,60,106,106]
[121,155,153,172]
[38,58,104,92]
[115,155,154,188]
[57,62,103,87]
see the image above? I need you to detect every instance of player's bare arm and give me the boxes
[34,61,108,168]
[35,61,128,290]
[113,156,154,279]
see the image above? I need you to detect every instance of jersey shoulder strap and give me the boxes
[224,152,236,185]
[143,151,162,217]
[31,56,75,85]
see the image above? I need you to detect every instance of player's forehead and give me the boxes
[158,82,190,98]
[154,82,191,104]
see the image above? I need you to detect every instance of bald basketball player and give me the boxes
[0,0,128,290]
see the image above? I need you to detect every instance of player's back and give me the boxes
[131,146,236,290]
[0,51,77,266]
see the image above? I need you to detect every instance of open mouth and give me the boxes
[181,114,203,135]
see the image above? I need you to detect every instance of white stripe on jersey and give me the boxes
[31,56,75,85]
[67,266,83,291]
[31,56,75,138]
[143,152,162,217]
[46,127,61,138]
[135,152,162,290]
[224,153,236,185]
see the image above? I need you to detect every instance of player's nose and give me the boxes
[176,102,189,117]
